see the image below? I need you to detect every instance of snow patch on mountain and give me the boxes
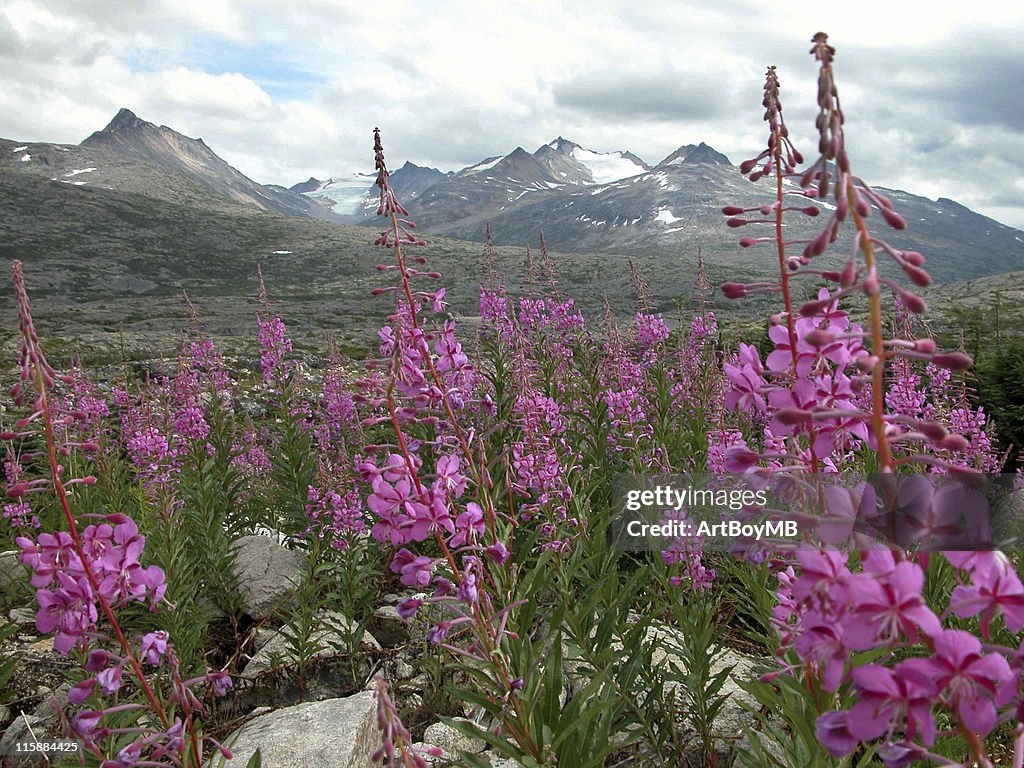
[654,207,684,224]
[460,156,502,176]
[570,147,645,184]
[299,174,375,215]
[65,168,97,177]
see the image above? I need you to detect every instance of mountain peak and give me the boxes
[540,137,580,153]
[100,107,146,134]
[658,142,731,167]
[290,177,325,194]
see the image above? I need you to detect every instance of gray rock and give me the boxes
[253,626,278,651]
[8,607,35,626]
[0,713,59,766]
[216,692,378,768]
[30,684,69,725]
[393,659,415,680]
[0,551,30,600]
[244,612,381,676]
[231,536,305,621]
[369,605,410,647]
[485,756,525,768]
[423,718,487,756]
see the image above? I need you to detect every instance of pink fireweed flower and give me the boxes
[793,615,848,691]
[842,562,942,650]
[368,476,429,545]
[256,313,293,386]
[457,557,480,604]
[636,312,670,351]
[35,572,98,653]
[949,551,1024,635]
[140,630,170,665]
[434,321,469,373]
[791,549,851,617]
[846,662,937,746]
[396,597,423,620]
[901,629,1015,735]
[816,710,859,758]
[306,485,365,550]
[485,541,510,565]
[97,663,124,695]
[723,361,768,413]
[433,453,467,499]
[390,549,435,588]
[450,502,485,548]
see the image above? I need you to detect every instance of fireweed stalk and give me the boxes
[372,675,443,767]
[3,261,232,767]
[361,129,546,761]
[719,36,1024,766]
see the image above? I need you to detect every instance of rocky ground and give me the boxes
[0,536,775,768]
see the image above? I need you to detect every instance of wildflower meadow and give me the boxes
[1,32,1022,768]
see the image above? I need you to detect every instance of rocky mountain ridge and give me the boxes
[2,108,1023,364]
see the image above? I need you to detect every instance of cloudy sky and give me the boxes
[3,0,1024,228]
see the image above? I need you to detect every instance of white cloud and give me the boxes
[0,0,1023,228]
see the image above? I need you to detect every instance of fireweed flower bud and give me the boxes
[721,283,747,299]
[840,261,857,287]
[932,352,972,371]
[938,434,970,451]
[775,408,813,427]
[915,421,949,442]
[901,263,932,287]
[900,291,927,314]
[804,328,836,347]
[881,208,907,230]
[724,446,761,472]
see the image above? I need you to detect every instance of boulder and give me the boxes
[230,536,305,621]
[216,692,378,768]
[423,718,487,756]
[368,605,410,647]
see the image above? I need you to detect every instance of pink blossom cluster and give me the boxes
[66,631,233,767]
[774,549,1023,759]
[306,484,365,550]
[257,313,293,387]
[719,38,1020,767]
[16,516,167,653]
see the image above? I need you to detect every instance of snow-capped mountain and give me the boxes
[293,162,449,220]
[532,137,649,185]
[290,173,376,217]
[294,137,651,225]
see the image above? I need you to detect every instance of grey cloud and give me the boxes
[552,72,741,122]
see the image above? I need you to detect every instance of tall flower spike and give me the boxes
[374,128,425,249]
[11,261,70,407]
